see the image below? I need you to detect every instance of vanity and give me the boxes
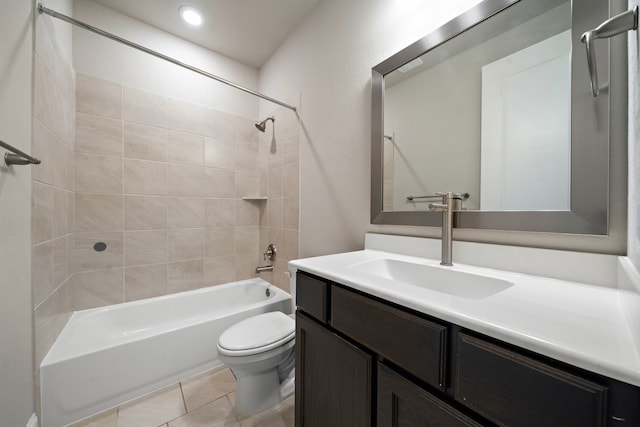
[289,234,640,426]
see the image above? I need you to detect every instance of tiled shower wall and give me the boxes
[73,73,299,309]
[259,104,300,290]
[32,10,76,407]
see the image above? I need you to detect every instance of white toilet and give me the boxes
[217,310,295,415]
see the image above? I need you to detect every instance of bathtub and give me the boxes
[40,277,292,427]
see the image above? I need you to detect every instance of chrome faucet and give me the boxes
[428,192,464,266]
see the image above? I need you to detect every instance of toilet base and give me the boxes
[234,368,294,415]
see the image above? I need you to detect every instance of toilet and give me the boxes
[217,310,296,415]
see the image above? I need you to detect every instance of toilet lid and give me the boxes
[218,311,295,354]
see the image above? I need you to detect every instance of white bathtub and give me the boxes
[40,278,292,427]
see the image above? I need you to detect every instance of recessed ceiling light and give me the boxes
[179,6,203,26]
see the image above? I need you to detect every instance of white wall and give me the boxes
[628,0,640,270]
[260,0,630,257]
[0,1,34,425]
[73,0,260,118]
[259,0,483,257]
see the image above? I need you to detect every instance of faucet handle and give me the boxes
[428,202,448,211]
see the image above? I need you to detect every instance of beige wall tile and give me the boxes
[33,118,71,189]
[72,268,124,310]
[235,172,259,198]
[33,118,55,185]
[76,113,123,156]
[53,188,69,238]
[76,74,122,119]
[33,241,54,308]
[204,137,235,169]
[33,182,53,244]
[167,197,205,229]
[124,195,167,230]
[167,98,203,135]
[51,77,71,144]
[168,131,204,166]
[74,232,124,273]
[53,236,68,288]
[204,168,235,198]
[236,199,261,226]
[204,256,236,285]
[125,230,168,266]
[167,164,203,197]
[235,140,259,172]
[282,163,299,198]
[206,227,235,258]
[282,197,299,230]
[124,159,168,195]
[283,230,299,262]
[267,143,284,170]
[33,55,57,135]
[75,153,123,194]
[205,199,235,227]
[34,278,71,368]
[167,260,204,293]
[75,193,123,232]
[125,264,168,302]
[35,21,56,77]
[235,255,257,281]
[168,228,205,262]
[235,227,259,258]
[204,108,234,141]
[67,235,75,280]
[266,198,282,229]
[234,116,258,144]
[124,86,166,128]
[124,122,168,162]
[268,168,283,198]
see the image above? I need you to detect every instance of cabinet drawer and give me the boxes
[378,362,482,427]
[296,272,330,323]
[331,286,447,389]
[455,333,607,427]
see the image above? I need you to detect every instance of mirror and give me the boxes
[371,0,622,234]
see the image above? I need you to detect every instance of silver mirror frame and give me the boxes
[371,0,627,235]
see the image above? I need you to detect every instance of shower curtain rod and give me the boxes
[37,4,297,112]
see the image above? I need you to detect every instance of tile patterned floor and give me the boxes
[69,367,294,427]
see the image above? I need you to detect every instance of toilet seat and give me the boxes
[218,311,295,357]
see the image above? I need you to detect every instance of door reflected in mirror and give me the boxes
[382,0,571,212]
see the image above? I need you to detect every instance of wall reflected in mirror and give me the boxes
[382,0,571,212]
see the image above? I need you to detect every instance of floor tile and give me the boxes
[168,395,240,427]
[181,367,237,412]
[232,393,292,427]
[117,384,186,427]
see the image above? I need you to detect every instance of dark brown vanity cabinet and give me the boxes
[294,271,640,427]
[295,311,372,427]
[378,362,482,427]
[454,333,607,427]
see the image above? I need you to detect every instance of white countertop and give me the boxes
[289,234,640,386]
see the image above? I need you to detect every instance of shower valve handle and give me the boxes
[264,244,277,262]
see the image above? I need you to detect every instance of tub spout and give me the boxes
[256,265,274,273]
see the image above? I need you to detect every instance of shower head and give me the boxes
[255,116,275,132]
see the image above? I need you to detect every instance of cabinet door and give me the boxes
[455,333,607,427]
[295,311,373,427]
[378,363,483,427]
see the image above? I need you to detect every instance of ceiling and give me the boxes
[92,0,321,69]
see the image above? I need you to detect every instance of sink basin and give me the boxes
[350,258,512,300]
